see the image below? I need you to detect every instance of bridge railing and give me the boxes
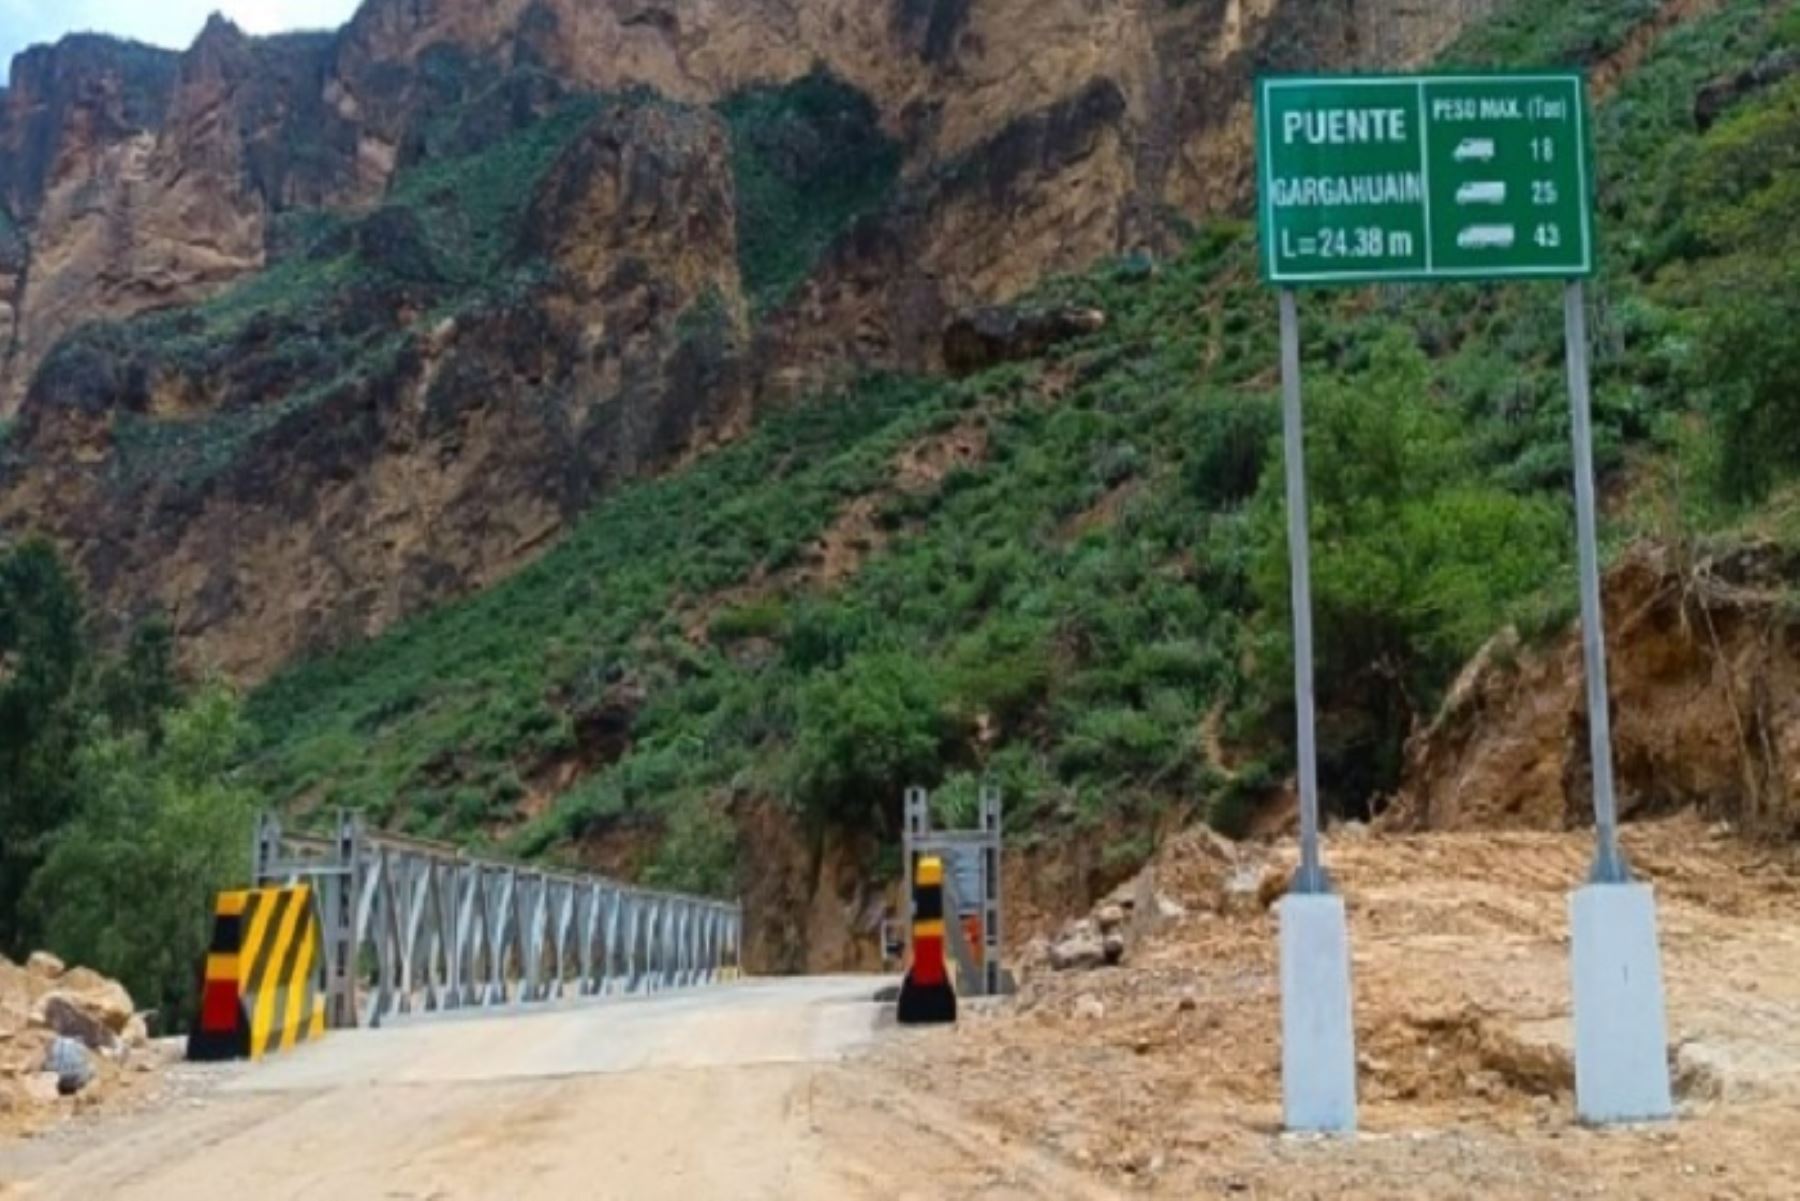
[253,813,743,1029]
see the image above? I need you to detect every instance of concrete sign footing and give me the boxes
[1279,892,1358,1134]
[1570,882,1674,1124]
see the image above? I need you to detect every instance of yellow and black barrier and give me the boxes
[189,884,328,1062]
[897,856,956,1025]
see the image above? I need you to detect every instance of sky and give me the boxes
[1,1,364,76]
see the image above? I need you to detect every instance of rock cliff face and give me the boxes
[0,0,1505,678]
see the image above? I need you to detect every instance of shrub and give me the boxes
[789,651,960,832]
[710,596,786,642]
[28,686,255,1026]
[717,71,901,312]
[1183,391,1281,508]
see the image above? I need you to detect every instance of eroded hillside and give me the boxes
[0,0,1504,678]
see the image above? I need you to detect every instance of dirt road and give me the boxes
[0,977,1113,1201]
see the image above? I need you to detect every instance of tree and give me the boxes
[1669,76,1800,501]
[789,650,959,834]
[26,686,255,1025]
[0,541,86,950]
[1250,335,1563,811]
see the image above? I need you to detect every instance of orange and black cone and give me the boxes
[897,856,957,1025]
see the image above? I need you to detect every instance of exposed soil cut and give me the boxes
[1387,541,1800,837]
[878,814,1800,1198]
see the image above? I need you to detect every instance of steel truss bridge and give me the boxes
[253,813,744,1029]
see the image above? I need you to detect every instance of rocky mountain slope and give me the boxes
[226,0,1800,971]
[0,0,1504,679]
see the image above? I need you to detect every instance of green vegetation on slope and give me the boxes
[717,70,902,314]
[0,0,1713,911]
[244,198,1586,889]
[245,0,1800,894]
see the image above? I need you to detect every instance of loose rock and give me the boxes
[45,1037,94,1096]
[55,968,135,1033]
[1050,920,1108,971]
[23,1072,61,1106]
[942,304,1107,375]
[1220,863,1284,916]
[26,952,65,979]
[35,994,121,1053]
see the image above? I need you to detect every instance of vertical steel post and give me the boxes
[1564,280,1631,885]
[981,785,1003,996]
[901,786,930,960]
[1279,290,1328,894]
[252,812,280,886]
[328,811,360,1028]
[1274,292,1358,1134]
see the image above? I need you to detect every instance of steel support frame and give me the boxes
[901,785,1005,997]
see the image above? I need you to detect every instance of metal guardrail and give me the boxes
[253,813,743,1029]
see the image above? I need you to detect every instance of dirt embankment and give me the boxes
[882,814,1800,1199]
[1387,540,1800,837]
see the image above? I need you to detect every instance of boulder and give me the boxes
[1094,904,1127,933]
[1049,924,1107,972]
[44,1037,95,1095]
[1102,932,1127,966]
[0,1027,54,1075]
[26,951,65,979]
[35,994,122,1054]
[1696,49,1800,131]
[942,304,1107,376]
[1220,863,1286,916]
[51,968,136,1033]
[0,998,29,1040]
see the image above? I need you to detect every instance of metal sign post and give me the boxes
[1563,281,1630,886]
[1280,289,1327,897]
[1256,70,1669,1129]
[1273,286,1357,1134]
[1561,280,1673,1122]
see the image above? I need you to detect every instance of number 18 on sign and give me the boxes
[1253,72,1671,1137]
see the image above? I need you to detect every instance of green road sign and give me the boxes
[1257,73,1593,285]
